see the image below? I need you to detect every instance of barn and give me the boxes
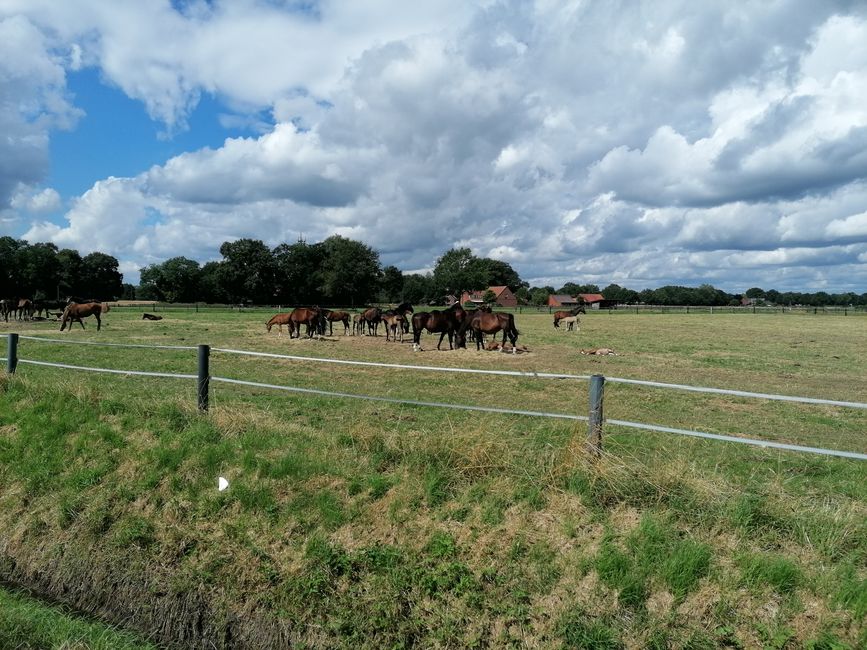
[461,286,518,308]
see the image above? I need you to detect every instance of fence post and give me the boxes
[197,344,210,412]
[586,374,604,458]
[6,333,18,375]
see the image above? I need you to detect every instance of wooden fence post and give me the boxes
[6,333,18,375]
[586,374,604,458]
[197,344,210,411]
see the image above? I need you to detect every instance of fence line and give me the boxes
[5,334,867,461]
[211,376,588,422]
[16,358,197,380]
[11,336,867,410]
[606,418,867,460]
[18,335,197,351]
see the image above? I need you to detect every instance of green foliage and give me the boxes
[557,608,623,649]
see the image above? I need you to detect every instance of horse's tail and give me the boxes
[509,314,520,336]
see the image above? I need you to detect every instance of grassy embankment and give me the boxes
[0,309,865,648]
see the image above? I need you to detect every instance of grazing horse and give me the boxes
[553,305,585,328]
[60,302,109,331]
[361,307,382,336]
[411,303,466,351]
[266,312,295,336]
[323,310,351,336]
[461,310,520,352]
[289,306,324,338]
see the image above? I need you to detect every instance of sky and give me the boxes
[1,0,867,293]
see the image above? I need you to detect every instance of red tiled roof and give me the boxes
[579,293,605,302]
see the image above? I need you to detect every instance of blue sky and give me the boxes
[2,1,866,291]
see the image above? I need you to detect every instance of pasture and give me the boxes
[0,309,865,648]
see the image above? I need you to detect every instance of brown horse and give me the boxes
[461,310,520,352]
[60,302,109,331]
[323,310,351,336]
[360,307,382,336]
[553,304,585,328]
[289,306,324,338]
[411,303,466,351]
[266,312,295,336]
[0,298,13,322]
[382,312,409,342]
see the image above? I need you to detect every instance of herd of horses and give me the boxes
[1,297,109,331]
[266,302,525,352]
[2,296,587,350]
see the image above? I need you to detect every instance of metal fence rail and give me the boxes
[5,333,867,461]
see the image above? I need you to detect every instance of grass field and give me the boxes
[1,309,865,648]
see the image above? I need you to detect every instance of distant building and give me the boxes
[547,294,583,308]
[461,286,518,307]
[548,293,616,309]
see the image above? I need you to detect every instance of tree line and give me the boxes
[0,236,124,301]
[3,234,864,307]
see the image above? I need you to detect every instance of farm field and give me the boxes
[0,309,865,648]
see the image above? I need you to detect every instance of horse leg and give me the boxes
[95,313,101,331]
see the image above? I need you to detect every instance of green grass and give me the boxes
[0,309,865,648]
[0,584,158,650]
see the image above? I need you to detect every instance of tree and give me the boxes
[139,257,201,302]
[57,249,83,298]
[121,283,136,299]
[483,289,497,305]
[217,239,277,304]
[199,261,227,303]
[558,282,600,296]
[318,235,381,305]
[432,247,486,299]
[745,287,765,299]
[79,252,123,299]
[273,240,325,305]
[530,286,554,306]
[0,236,25,297]
[402,273,434,304]
[475,258,522,290]
[379,265,404,302]
[18,242,60,299]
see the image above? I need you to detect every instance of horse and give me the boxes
[553,304,585,328]
[0,298,13,322]
[411,303,466,351]
[142,313,163,321]
[360,307,382,336]
[382,312,409,342]
[323,310,351,336]
[60,302,109,331]
[288,306,324,338]
[559,315,580,332]
[266,312,295,336]
[16,298,34,321]
[461,310,520,353]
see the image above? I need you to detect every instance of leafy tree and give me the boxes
[0,236,25,297]
[745,287,765,299]
[401,273,434,304]
[217,239,277,304]
[57,249,83,298]
[79,252,123,299]
[483,289,497,305]
[18,242,60,299]
[318,235,381,305]
[273,240,326,304]
[558,282,600,295]
[198,261,227,303]
[476,258,522,290]
[529,286,554,306]
[121,283,136,299]
[379,265,404,302]
[515,286,531,304]
[139,257,201,302]
[432,247,486,299]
